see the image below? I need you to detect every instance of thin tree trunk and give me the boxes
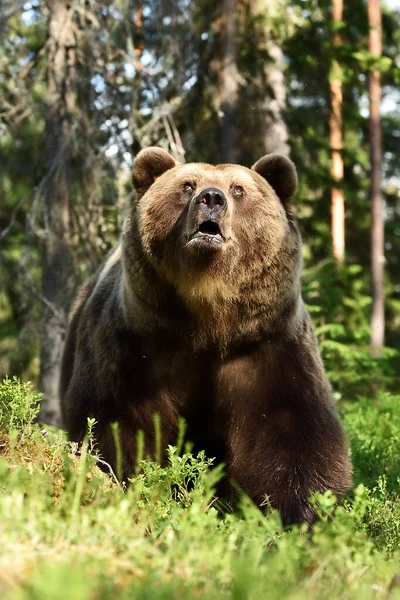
[330,0,345,263]
[38,0,76,425]
[219,0,238,162]
[368,0,385,352]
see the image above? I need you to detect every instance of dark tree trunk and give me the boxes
[38,0,76,425]
[330,0,345,263]
[368,0,385,352]
[209,0,238,163]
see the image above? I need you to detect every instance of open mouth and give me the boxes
[188,220,224,245]
[198,221,221,236]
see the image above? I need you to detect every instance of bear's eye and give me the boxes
[233,185,244,197]
[183,182,195,193]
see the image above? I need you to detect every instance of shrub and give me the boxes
[0,376,41,432]
[343,391,400,491]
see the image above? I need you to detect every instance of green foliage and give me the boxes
[303,260,400,397]
[350,479,400,554]
[1,379,400,597]
[304,260,371,341]
[322,342,398,398]
[343,392,400,491]
[134,446,221,511]
[0,376,41,432]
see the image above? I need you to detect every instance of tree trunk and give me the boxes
[330,0,345,263]
[368,0,385,352]
[38,0,76,426]
[220,0,238,162]
[247,0,289,157]
[210,0,238,163]
[260,39,290,157]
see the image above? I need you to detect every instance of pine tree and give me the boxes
[368,0,385,352]
[330,0,345,263]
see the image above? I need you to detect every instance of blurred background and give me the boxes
[0,0,399,425]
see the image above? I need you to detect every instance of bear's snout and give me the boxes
[185,187,229,250]
[195,187,227,216]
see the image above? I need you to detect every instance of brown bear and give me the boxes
[60,147,352,524]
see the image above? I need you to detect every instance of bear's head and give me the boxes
[128,147,301,317]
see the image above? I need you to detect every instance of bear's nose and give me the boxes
[196,188,226,213]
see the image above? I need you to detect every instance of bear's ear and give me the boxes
[133,147,177,196]
[251,154,297,205]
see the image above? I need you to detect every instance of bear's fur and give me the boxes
[60,147,352,524]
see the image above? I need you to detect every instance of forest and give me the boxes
[1,0,400,598]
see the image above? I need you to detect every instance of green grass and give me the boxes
[1,377,400,599]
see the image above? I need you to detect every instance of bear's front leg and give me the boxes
[228,402,351,524]
[224,341,352,524]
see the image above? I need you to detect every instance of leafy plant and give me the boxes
[303,260,400,397]
[0,376,41,432]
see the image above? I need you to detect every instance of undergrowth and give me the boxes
[1,377,400,599]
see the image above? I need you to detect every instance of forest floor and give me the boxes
[1,377,400,599]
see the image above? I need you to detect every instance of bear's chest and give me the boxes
[110,327,279,426]
[136,344,270,429]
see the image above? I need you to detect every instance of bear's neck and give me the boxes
[121,253,300,355]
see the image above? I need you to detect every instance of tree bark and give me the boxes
[247,0,289,157]
[210,0,238,163]
[220,0,238,162]
[368,0,385,352]
[260,39,290,157]
[330,0,345,263]
[38,0,76,425]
